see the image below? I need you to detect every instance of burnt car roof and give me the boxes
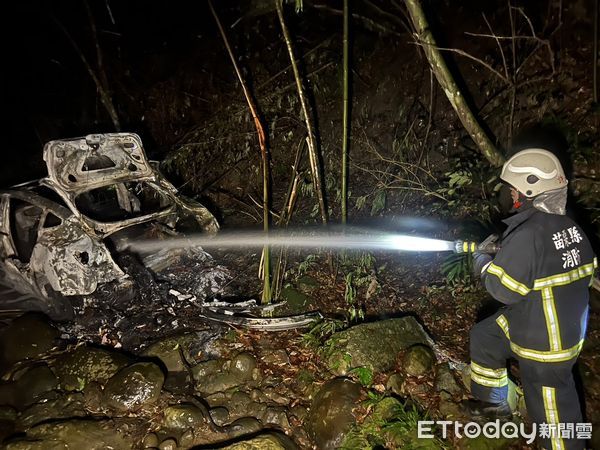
[43,133,153,194]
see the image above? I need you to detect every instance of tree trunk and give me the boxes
[209,0,272,303]
[341,0,350,224]
[275,0,328,224]
[404,0,505,167]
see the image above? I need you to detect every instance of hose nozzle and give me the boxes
[454,239,499,254]
[454,240,477,254]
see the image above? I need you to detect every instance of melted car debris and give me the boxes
[0,133,321,340]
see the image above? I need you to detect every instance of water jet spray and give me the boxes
[127,229,499,255]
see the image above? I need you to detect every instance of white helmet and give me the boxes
[500,148,567,198]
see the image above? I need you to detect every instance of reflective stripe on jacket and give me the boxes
[481,207,597,362]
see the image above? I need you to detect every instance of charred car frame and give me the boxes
[0,133,219,318]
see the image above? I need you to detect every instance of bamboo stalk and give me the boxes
[275,0,328,224]
[594,0,598,104]
[404,0,505,167]
[341,0,350,224]
[208,0,272,303]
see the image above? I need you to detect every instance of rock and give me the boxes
[143,337,187,373]
[103,362,164,411]
[307,378,362,450]
[0,406,17,422]
[4,419,133,449]
[326,317,431,376]
[403,344,435,376]
[194,354,260,395]
[386,373,405,396]
[198,372,248,396]
[0,364,59,410]
[229,352,257,380]
[460,365,472,393]
[262,387,289,405]
[162,404,207,430]
[159,438,178,450]
[51,346,130,390]
[438,391,464,419]
[143,433,160,448]
[297,275,319,294]
[226,417,262,439]
[191,360,223,382]
[180,429,194,447]
[19,392,87,428]
[228,391,253,416]
[261,349,290,366]
[290,405,308,421]
[458,434,517,449]
[403,380,431,397]
[371,397,402,421]
[221,433,291,450]
[280,287,311,313]
[0,313,60,367]
[262,406,291,429]
[210,406,230,426]
[142,331,222,373]
[435,363,463,395]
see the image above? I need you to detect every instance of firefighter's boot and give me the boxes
[462,399,512,421]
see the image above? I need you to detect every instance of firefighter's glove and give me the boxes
[477,233,499,252]
[472,252,492,278]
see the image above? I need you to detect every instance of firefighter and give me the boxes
[467,148,597,450]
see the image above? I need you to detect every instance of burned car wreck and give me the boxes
[0,133,225,319]
[0,133,320,335]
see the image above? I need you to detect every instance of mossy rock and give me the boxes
[162,403,207,430]
[221,433,293,450]
[403,344,435,376]
[4,419,133,449]
[103,362,164,411]
[280,287,311,313]
[458,434,517,449]
[19,392,87,428]
[0,314,59,367]
[307,378,362,450]
[326,317,431,376]
[51,346,130,391]
[296,275,320,294]
[0,364,59,410]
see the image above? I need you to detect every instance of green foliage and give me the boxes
[349,366,374,387]
[300,317,347,350]
[340,400,448,450]
[339,252,379,321]
[297,254,318,275]
[437,168,473,206]
[441,253,472,286]
[370,190,387,216]
[433,155,500,223]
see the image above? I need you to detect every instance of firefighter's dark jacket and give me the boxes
[481,206,597,363]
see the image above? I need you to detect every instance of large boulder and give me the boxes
[0,364,58,410]
[103,362,164,411]
[4,419,134,449]
[326,317,431,375]
[50,346,130,391]
[19,392,88,428]
[0,314,60,368]
[306,378,362,450]
[221,433,296,450]
[193,353,259,396]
